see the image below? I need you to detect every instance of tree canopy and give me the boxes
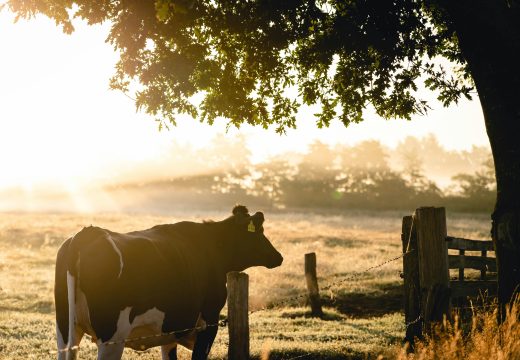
[4,0,473,132]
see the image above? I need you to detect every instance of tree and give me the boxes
[4,0,520,308]
[247,158,296,208]
[453,156,496,200]
[338,140,390,172]
[396,137,440,196]
[299,141,337,180]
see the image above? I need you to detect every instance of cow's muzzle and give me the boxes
[266,252,283,269]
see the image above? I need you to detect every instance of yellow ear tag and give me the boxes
[248,220,256,232]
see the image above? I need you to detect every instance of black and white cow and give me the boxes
[54,205,283,360]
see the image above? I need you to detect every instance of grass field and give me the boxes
[0,209,492,359]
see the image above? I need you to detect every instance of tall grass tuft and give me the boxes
[395,298,520,360]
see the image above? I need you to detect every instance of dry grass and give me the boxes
[0,209,497,359]
[392,300,520,360]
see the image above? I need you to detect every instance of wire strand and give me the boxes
[54,250,414,353]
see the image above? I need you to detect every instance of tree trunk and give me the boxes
[441,1,520,311]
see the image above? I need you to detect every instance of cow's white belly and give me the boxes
[75,291,205,352]
[96,307,204,351]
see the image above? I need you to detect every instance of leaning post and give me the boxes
[401,215,421,343]
[305,252,323,317]
[227,271,249,360]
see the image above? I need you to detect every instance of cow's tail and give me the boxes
[55,233,79,360]
[64,228,90,360]
[60,228,91,360]
[65,267,77,360]
[55,239,69,360]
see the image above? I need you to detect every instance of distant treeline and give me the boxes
[110,136,496,213]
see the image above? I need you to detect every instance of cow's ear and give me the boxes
[251,212,265,231]
[252,212,264,224]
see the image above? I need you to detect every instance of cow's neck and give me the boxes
[203,219,246,274]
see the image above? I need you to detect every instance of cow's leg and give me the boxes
[59,326,83,360]
[96,342,125,360]
[191,326,218,360]
[56,321,67,360]
[161,343,178,360]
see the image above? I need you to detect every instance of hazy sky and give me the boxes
[0,10,490,190]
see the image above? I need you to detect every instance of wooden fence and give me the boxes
[401,207,497,341]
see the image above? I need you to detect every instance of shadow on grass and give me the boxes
[323,282,404,318]
[279,309,344,321]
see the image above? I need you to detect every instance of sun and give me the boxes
[0,11,171,189]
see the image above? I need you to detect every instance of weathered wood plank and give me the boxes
[415,207,450,331]
[450,280,497,298]
[446,236,494,251]
[448,255,497,272]
[424,284,452,325]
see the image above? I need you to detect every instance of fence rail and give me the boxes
[445,236,494,251]
[448,255,497,273]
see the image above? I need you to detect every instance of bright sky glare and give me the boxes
[0,10,490,190]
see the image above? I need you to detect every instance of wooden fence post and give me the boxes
[227,272,249,360]
[305,252,323,317]
[401,215,421,343]
[480,250,487,280]
[415,207,451,331]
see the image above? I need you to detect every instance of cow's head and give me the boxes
[225,205,283,271]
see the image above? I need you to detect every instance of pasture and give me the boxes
[0,209,492,359]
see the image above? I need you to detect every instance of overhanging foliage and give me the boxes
[4,0,473,131]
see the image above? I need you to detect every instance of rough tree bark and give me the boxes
[442,0,520,312]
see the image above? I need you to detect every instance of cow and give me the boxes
[54,205,283,360]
